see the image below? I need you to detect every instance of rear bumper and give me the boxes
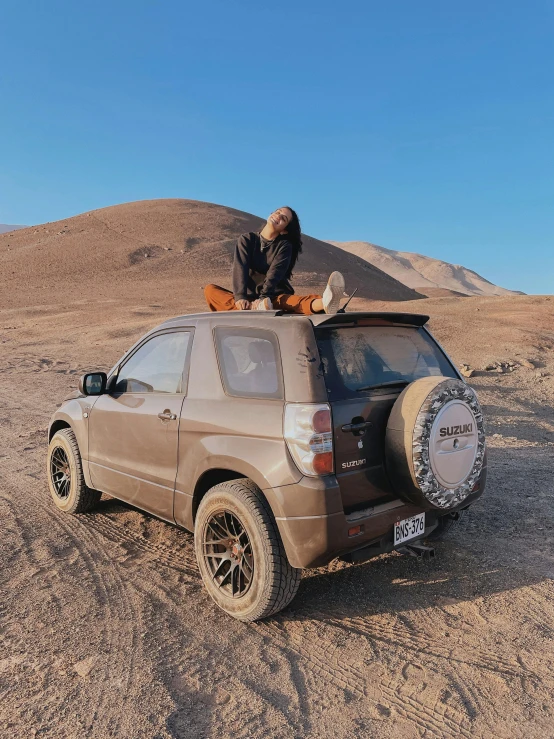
[275,473,485,569]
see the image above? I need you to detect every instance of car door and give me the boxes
[88,328,193,520]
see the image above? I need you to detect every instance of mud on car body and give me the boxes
[47,311,487,621]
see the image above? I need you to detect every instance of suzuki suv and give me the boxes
[47,311,486,621]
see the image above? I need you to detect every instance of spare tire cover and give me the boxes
[385,376,486,510]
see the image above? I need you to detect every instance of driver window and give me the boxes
[114,331,191,394]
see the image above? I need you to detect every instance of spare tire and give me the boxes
[385,376,485,510]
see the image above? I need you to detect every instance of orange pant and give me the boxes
[204,284,322,315]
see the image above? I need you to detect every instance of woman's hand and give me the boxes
[235,299,251,310]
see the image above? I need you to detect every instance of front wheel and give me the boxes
[47,429,101,513]
[194,479,301,622]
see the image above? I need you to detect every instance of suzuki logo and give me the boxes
[341,458,366,469]
[439,423,472,438]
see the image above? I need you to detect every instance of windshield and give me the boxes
[316,326,457,400]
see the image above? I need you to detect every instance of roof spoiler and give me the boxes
[308,312,430,328]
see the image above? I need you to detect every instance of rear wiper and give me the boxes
[356,380,410,392]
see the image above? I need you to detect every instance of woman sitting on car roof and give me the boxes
[204,206,346,315]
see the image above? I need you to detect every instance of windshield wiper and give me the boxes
[356,380,410,392]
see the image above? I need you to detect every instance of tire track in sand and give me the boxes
[84,509,199,579]
[0,451,144,738]
[324,613,541,682]
[255,618,475,739]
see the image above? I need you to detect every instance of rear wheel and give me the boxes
[47,429,101,513]
[194,479,301,622]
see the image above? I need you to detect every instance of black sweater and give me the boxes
[232,232,295,301]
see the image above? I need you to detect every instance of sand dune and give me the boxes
[0,199,421,309]
[329,240,523,297]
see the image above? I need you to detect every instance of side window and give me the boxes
[215,328,283,399]
[115,331,191,394]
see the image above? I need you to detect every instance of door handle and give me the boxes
[341,421,372,433]
[158,410,177,421]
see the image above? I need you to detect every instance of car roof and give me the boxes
[159,311,430,329]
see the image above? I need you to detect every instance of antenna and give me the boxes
[337,287,358,313]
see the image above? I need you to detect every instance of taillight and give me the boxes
[284,403,334,476]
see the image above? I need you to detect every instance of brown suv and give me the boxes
[47,310,487,621]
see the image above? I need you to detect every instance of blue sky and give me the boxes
[1,1,552,294]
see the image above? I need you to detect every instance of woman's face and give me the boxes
[268,207,292,233]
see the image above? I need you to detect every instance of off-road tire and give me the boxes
[47,429,102,513]
[194,479,301,622]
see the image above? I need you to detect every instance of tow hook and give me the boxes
[397,542,435,559]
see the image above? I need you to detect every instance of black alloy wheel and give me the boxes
[46,428,102,513]
[50,446,72,500]
[202,510,254,598]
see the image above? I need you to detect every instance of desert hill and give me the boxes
[0,223,26,234]
[0,200,421,309]
[329,240,522,297]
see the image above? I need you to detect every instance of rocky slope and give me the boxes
[329,239,522,297]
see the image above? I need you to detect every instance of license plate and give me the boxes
[394,512,426,546]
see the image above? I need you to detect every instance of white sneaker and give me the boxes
[256,297,273,311]
[322,272,346,314]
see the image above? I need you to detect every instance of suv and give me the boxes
[47,310,487,621]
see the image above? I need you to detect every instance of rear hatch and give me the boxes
[314,319,458,513]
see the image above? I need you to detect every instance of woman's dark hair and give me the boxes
[282,206,303,277]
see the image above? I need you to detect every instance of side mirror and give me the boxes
[79,372,107,396]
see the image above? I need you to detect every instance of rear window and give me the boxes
[316,326,457,400]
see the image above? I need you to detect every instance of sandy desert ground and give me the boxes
[1,203,553,738]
